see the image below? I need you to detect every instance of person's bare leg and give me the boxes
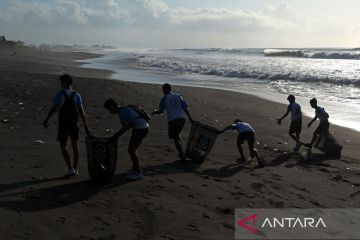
[128,145,141,173]
[71,139,79,170]
[174,135,185,159]
[247,140,262,165]
[60,141,71,169]
[251,148,262,165]
[309,133,318,147]
[236,137,246,161]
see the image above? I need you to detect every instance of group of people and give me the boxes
[43,74,330,181]
[277,94,330,152]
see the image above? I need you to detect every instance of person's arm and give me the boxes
[43,106,57,128]
[277,109,290,125]
[75,93,89,134]
[78,106,89,134]
[152,97,166,115]
[308,116,318,127]
[219,125,233,134]
[184,109,193,123]
[112,108,134,139]
[180,96,193,123]
[112,124,130,139]
[44,92,61,127]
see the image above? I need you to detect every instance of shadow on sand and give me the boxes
[267,150,342,168]
[0,173,130,212]
[143,158,260,179]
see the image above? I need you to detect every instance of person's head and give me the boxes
[310,98,317,108]
[287,94,295,103]
[310,98,318,108]
[104,99,119,114]
[162,83,172,95]
[59,74,73,89]
[233,119,242,124]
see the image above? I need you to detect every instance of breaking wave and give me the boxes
[264,49,360,60]
[139,57,360,86]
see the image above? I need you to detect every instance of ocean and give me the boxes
[78,48,360,131]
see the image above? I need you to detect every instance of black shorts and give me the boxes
[168,118,186,139]
[314,121,330,135]
[129,128,149,148]
[289,119,302,134]
[57,124,79,142]
[237,131,255,146]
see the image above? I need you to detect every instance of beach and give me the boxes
[1,47,360,240]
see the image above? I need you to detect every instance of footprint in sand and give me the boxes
[222,222,235,231]
[202,213,211,219]
[214,178,227,182]
[187,224,200,232]
[160,235,176,240]
[188,194,195,198]
[251,182,264,191]
[318,168,330,173]
[350,191,360,198]
[271,173,282,181]
[217,207,233,215]
[166,177,175,183]
[331,174,348,182]
[311,200,322,206]
[268,199,285,207]
[180,185,190,190]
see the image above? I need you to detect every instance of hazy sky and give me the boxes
[1,0,360,48]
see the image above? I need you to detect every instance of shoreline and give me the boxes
[1,47,360,240]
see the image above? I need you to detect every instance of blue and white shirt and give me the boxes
[53,88,82,109]
[159,92,189,122]
[232,122,254,133]
[287,102,302,122]
[119,106,149,129]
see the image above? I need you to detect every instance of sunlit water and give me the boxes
[78,48,360,131]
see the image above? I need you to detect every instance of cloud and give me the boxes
[1,0,358,47]
[0,0,128,25]
[0,0,300,31]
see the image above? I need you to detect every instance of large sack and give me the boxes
[315,132,342,158]
[185,121,219,164]
[86,134,118,183]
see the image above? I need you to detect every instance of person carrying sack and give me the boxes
[104,99,149,181]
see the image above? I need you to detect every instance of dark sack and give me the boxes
[185,121,219,164]
[86,134,118,183]
[315,132,342,158]
[59,90,78,124]
[127,105,151,122]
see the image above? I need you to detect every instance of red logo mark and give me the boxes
[237,213,258,234]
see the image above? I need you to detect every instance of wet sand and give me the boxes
[0,47,359,240]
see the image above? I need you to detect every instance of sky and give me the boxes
[0,0,360,48]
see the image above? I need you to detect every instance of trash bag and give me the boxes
[315,132,342,158]
[86,134,118,183]
[185,121,219,164]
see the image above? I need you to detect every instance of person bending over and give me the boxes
[220,119,264,167]
[104,99,149,181]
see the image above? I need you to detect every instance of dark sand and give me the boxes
[0,47,359,240]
